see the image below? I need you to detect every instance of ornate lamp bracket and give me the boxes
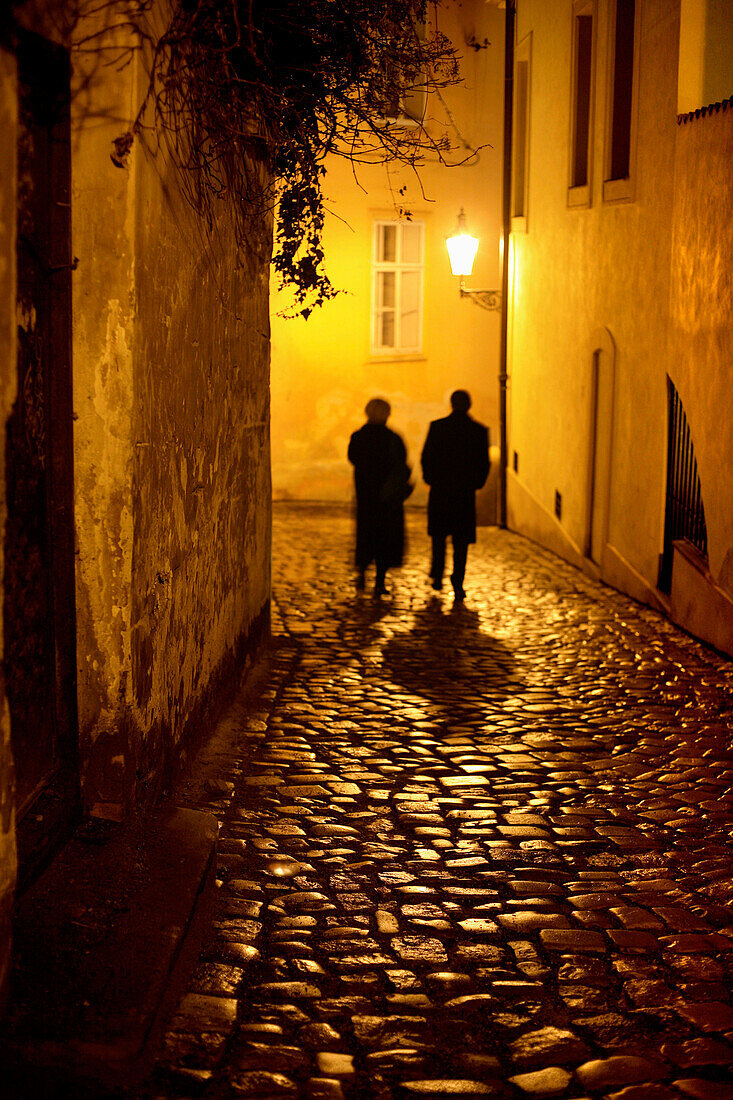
[459,278,501,312]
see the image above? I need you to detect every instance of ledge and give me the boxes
[3,805,217,1096]
[677,94,733,124]
[670,539,733,657]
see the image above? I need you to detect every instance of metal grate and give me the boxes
[659,379,708,593]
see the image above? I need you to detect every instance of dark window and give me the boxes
[608,0,635,180]
[571,13,593,187]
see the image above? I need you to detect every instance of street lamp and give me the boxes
[445,209,501,312]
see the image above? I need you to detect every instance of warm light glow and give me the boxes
[446,208,479,277]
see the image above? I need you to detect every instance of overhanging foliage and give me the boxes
[9,0,466,317]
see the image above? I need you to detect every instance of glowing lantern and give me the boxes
[446,208,479,277]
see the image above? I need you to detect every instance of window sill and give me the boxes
[511,215,527,234]
[567,183,591,208]
[366,353,427,364]
[602,176,634,203]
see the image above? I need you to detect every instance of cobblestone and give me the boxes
[145,507,733,1099]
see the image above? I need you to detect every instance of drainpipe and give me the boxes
[498,0,515,529]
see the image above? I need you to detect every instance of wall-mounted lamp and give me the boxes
[445,209,501,312]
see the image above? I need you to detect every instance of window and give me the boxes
[377,15,428,128]
[512,34,532,230]
[569,1,595,205]
[604,0,638,201]
[371,221,424,354]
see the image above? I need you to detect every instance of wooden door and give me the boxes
[6,32,79,878]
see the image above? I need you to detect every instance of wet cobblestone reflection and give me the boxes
[148,505,733,1100]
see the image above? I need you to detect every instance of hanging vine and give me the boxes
[7,0,466,317]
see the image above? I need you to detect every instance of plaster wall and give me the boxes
[69,13,272,807]
[507,0,686,595]
[69,15,138,808]
[270,0,504,514]
[0,45,19,1004]
[130,136,272,798]
[669,106,733,595]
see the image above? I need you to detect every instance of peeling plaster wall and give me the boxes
[70,23,137,807]
[270,0,505,518]
[70,21,272,809]
[0,1,272,998]
[130,139,272,797]
[0,45,19,1004]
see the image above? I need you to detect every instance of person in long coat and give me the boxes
[421,389,490,600]
[348,398,411,596]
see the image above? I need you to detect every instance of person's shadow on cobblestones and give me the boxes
[379,598,522,718]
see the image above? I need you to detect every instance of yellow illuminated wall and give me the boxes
[270,0,505,520]
[507,0,733,654]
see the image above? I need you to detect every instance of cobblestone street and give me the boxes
[149,504,733,1100]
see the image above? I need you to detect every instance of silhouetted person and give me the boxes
[421,389,489,600]
[348,398,412,597]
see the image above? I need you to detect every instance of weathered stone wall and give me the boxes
[69,17,138,811]
[0,0,272,999]
[130,136,272,799]
[69,28,272,810]
[0,45,19,1005]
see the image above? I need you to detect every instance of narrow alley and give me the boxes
[147,504,733,1100]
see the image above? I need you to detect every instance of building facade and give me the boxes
[269,0,506,523]
[1,5,272,999]
[506,0,733,654]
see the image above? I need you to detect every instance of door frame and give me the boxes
[584,327,616,566]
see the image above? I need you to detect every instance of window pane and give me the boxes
[400,309,419,348]
[512,59,529,217]
[609,0,635,180]
[402,83,426,124]
[378,224,397,263]
[572,14,593,188]
[401,223,423,264]
[379,311,395,347]
[378,271,395,309]
[401,270,420,313]
[400,271,421,348]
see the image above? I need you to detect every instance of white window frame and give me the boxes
[603,0,641,203]
[371,220,425,356]
[568,0,596,208]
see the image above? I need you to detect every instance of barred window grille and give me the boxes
[659,378,708,593]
